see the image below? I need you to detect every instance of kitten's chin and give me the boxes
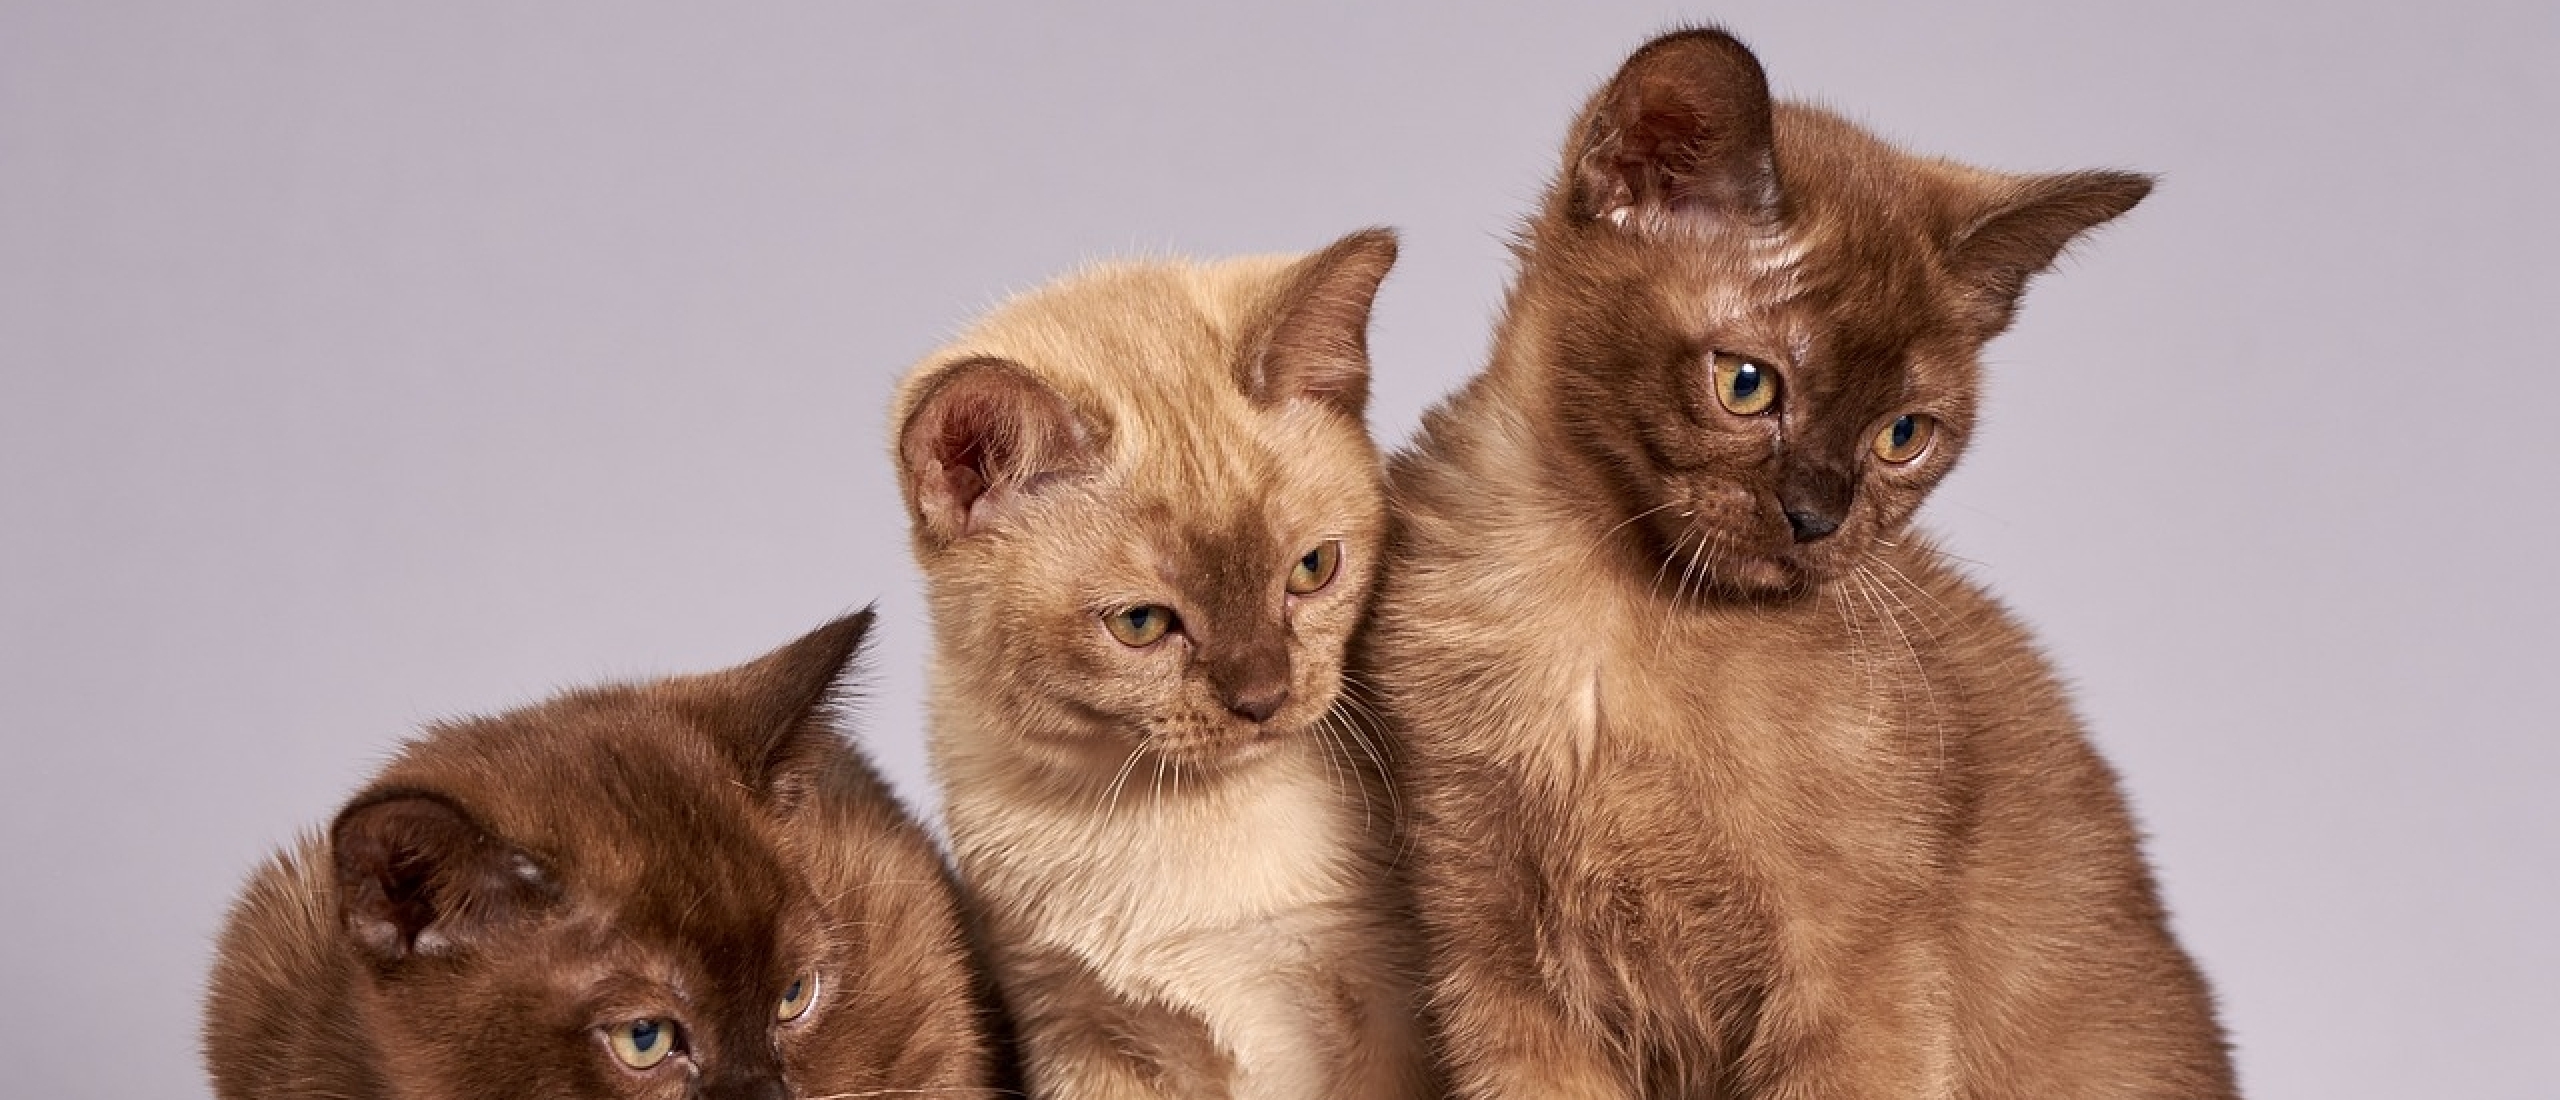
[1144,723,1299,776]
[1639,488,1859,602]
[1715,555,1806,598]
[1654,537,1847,604]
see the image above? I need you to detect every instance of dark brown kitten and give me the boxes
[1372,28,2235,1099]
[202,612,1004,1100]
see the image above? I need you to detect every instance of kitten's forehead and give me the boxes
[404,702,808,946]
[1645,103,1986,361]
[1169,503,1284,629]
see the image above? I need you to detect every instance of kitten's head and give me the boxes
[895,230,1396,781]
[254,614,989,1099]
[1522,27,2149,598]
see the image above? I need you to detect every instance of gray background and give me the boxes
[3,2,2552,1096]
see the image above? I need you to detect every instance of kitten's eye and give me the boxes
[1710,352,1778,416]
[607,1018,678,1071]
[1873,414,1936,464]
[1105,605,1177,647]
[1286,540,1342,596]
[777,973,819,1022]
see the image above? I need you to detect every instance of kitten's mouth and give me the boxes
[1644,514,1827,602]
[1137,721,1298,775]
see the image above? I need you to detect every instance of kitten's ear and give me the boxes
[1238,227,1399,419]
[331,789,558,964]
[898,358,1100,543]
[1568,27,1782,233]
[713,609,874,807]
[1947,170,2153,334]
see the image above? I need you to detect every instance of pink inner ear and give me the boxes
[901,357,1095,540]
[933,401,1002,510]
[1572,28,1779,230]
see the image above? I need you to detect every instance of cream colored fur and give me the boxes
[891,239,1428,1100]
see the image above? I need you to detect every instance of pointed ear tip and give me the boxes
[831,607,878,656]
[1621,24,1764,80]
[1650,24,1752,51]
[897,356,1041,461]
[1318,227,1400,270]
[328,787,472,877]
[802,609,878,671]
[2095,170,2157,204]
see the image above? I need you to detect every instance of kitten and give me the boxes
[1371,28,2236,1099]
[891,230,1430,1100]
[201,611,1004,1100]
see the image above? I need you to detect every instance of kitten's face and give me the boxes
[897,231,1396,781]
[363,798,840,1100]
[294,615,988,1100]
[1544,197,1984,598]
[986,430,1380,776]
[1528,31,2147,601]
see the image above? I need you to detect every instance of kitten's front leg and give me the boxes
[1430,959,1634,1100]
[1005,944,1237,1100]
[1414,775,1635,1100]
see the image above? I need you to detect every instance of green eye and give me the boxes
[607,1018,676,1070]
[1711,351,1778,415]
[1105,604,1177,647]
[777,973,818,1022]
[1287,540,1342,596]
[1874,414,1936,463]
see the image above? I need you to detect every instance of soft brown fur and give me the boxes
[201,612,1003,1100]
[1369,29,2236,1100]
[892,231,1432,1100]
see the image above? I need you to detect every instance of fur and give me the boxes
[892,231,1432,1100]
[201,612,1004,1100]
[1369,28,2236,1099]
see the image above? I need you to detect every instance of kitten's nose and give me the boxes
[1784,508,1841,542]
[1225,684,1290,724]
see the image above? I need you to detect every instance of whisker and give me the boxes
[1097,737,1150,820]
[1315,711,1375,832]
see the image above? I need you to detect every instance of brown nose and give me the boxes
[1784,508,1841,542]
[1779,461,1853,544]
[1224,683,1289,724]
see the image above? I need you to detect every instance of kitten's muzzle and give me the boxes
[1784,508,1841,542]
[1778,462,1853,543]
[1199,630,1293,726]
[1225,683,1289,724]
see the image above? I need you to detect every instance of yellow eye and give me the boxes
[1286,540,1342,596]
[1105,604,1176,647]
[1711,351,1778,415]
[607,1019,676,1070]
[1873,414,1936,463]
[777,973,818,1022]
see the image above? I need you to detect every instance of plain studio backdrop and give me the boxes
[3,2,2552,1096]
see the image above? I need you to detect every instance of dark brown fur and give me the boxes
[1371,28,2236,1099]
[202,612,1006,1100]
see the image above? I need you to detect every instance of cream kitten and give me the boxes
[891,229,1430,1100]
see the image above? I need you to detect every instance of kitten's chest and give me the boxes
[1585,614,1940,850]
[962,750,1363,966]
[963,752,1378,1095]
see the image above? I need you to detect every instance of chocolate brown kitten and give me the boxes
[202,612,1002,1100]
[1372,28,2235,1099]
[893,231,1431,1100]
